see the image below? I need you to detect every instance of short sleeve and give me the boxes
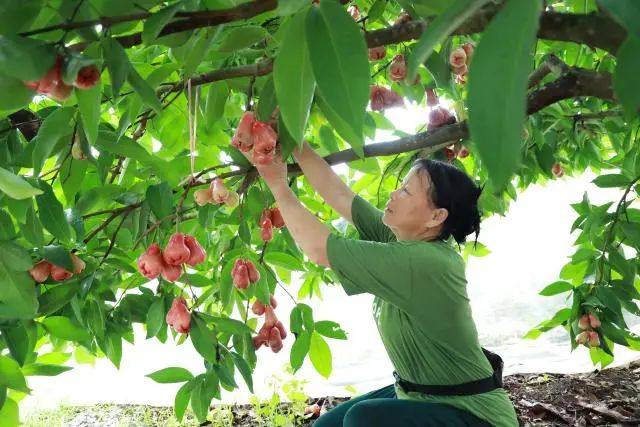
[326,234,464,315]
[351,195,395,243]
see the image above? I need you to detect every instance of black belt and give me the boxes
[393,348,504,396]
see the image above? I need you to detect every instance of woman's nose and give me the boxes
[390,189,398,199]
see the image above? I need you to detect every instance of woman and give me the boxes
[244,141,518,427]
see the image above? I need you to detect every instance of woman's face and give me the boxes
[382,167,448,241]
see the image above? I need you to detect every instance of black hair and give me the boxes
[412,159,483,248]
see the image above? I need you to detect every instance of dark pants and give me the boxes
[313,384,492,427]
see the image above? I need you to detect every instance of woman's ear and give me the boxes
[427,207,448,227]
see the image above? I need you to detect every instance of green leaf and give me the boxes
[316,94,364,156]
[21,363,73,377]
[205,81,229,126]
[290,331,311,371]
[264,252,304,271]
[368,0,387,23]
[146,182,173,220]
[146,367,194,384]
[592,174,630,188]
[598,0,640,39]
[23,206,44,248]
[307,1,368,151]
[31,108,75,176]
[102,38,130,100]
[314,320,348,340]
[407,0,490,79]
[274,11,315,144]
[62,54,98,86]
[174,379,196,422]
[0,241,31,271]
[619,221,640,248]
[39,245,73,272]
[0,355,29,393]
[209,315,253,335]
[36,184,73,243]
[0,72,35,110]
[0,35,56,81]
[0,397,18,427]
[76,82,102,147]
[309,331,332,378]
[0,210,15,240]
[142,2,183,45]
[467,0,541,190]
[255,77,277,122]
[218,26,268,53]
[423,49,452,88]
[128,68,163,114]
[0,0,43,35]
[278,0,308,16]
[231,352,253,393]
[190,313,217,363]
[41,316,91,342]
[37,283,78,316]
[0,167,42,200]
[0,259,38,320]
[183,28,220,77]
[1,325,30,366]
[146,298,165,339]
[539,281,574,296]
[613,37,640,117]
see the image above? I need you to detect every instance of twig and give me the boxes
[98,211,131,268]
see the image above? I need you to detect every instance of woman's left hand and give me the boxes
[242,146,288,188]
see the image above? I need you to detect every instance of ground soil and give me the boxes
[24,359,640,426]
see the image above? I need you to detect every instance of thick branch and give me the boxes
[527,68,613,115]
[207,67,614,183]
[61,1,623,55]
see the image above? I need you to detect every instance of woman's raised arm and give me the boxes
[293,142,356,224]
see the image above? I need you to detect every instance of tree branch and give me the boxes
[202,67,614,184]
[60,1,624,55]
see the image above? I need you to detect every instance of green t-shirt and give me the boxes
[326,195,518,427]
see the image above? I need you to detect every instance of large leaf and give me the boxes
[598,0,640,40]
[539,281,574,296]
[0,259,38,320]
[190,314,218,363]
[146,182,174,220]
[1,325,30,366]
[406,0,490,79]
[146,367,193,384]
[592,174,630,188]
[76,81,102,147]
[142,2,183,46]
[37,284,78,316]
[613,37,640,118]
[21,363,73,377]
[0,241,31,271]
[0,167,42,200]
[0,355,30,393]
[0,0,43,35]
[0,35,56,81]
[467,0,541,190]
[0,72,35,110]
[274,11,315,145]
[102,38,130,100]
[41,317,91,342]
[174,379,196,422]
[231,352,253,393]
[205,81,229,126]
[39,245,73,272]
[307,1,368,152]
[217,26,268,53]
[127,68,163,114]
[35,183,73,242]
[31,108,75,176]
[314,320,348,340]
[0,397,18,427]
[264,252,304,271]
[308,331,332,378]
[290,330,311,371]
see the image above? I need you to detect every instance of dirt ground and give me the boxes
[24,359,640,426]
